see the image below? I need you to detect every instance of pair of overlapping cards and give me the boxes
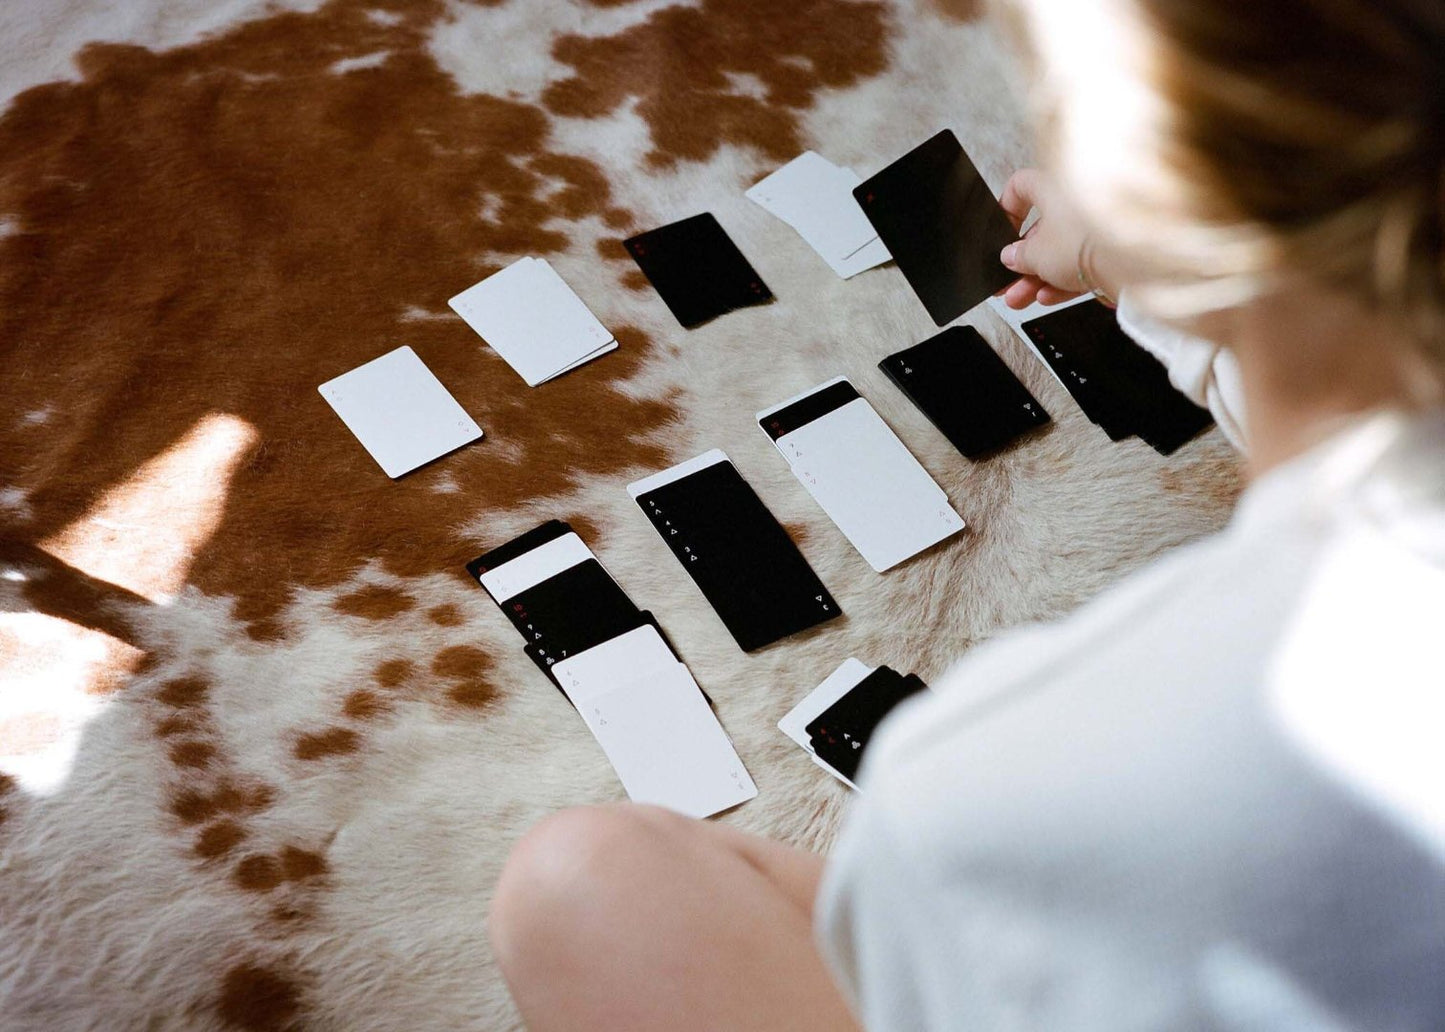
[780,658,929,788]
[449,256,617,386]
[992,296,1214,454]
[467,521,756,819]
[757,377,967,572]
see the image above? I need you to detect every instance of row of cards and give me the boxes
[464,519,925,812]
[466,520,756,818]
[780,659,929,787]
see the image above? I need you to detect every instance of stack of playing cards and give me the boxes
[628,449,842,652]
[623,213,773,328]
[879,325,1050,460]
[467,521,756,818]
[779,658,929,788]
[758,377,966,572]
[989,295,1213,454]
[745,151,891,279]
[448,257,617,386]
[319,345,484,478]
[855,129,1019,326]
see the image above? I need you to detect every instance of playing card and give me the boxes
[758,377,966,572]
[623,213,773,328]
[778,657,875,751]
[448,257,617,386]
[879,325,1050,459]
[318,345,483,478]
[572,662,757,818]
[551,622,679,705]
[1022,299,1213,452]
[986,293,1094,392]
[628,449,841,651]
[746,151,891,279]
[806,666,928,782]
[855,129,1018,325]
[465,520,574,585]
[472,530,596,604]
[504,559,642,663]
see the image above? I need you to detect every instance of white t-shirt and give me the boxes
[816,405,1445,1031]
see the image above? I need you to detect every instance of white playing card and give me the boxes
[552,623,677,705]
[746,151,891,279]
[625,448,729,499]
[318,345,483,478]
[759,379,965,572]
[572,662,757,819]
[449,257,616,386]
[778,657,874,750]
[986,293,1095,390]
[477,531,594,603]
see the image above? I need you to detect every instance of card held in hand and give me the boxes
[623,213,773,328]
[854,129,1018,326]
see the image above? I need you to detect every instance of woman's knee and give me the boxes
[488,803,689,965]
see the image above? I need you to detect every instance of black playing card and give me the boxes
[465,519,573,585]
[633,455,841,652]
[757,378,860,441]
[806,666,928,782]
[503,558,641,662]
[880,325,1050,459]
[524,609,673,681]
[623,213,774,328]
[1022,300,1213,454]
[855,129,1018,326]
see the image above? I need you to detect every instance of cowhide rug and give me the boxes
[0,0,1242,1027]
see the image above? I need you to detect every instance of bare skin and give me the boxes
[488,168,1440,1030]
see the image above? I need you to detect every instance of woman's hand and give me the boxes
[996,168,1091,309]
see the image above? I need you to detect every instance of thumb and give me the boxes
[1000,237,1035,275]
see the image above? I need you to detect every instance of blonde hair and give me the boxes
[1002,0,1445,362]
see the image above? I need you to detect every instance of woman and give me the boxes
[488,0,1445,1027]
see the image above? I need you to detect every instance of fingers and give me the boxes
[1002,275,1043,309]
[999,168,1043,231]
[1036,285,1085,306]
[1000,237,1036,276]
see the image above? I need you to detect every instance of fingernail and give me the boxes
[1000,243,1017,267]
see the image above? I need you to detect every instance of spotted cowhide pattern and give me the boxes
[0,0,1242,1027]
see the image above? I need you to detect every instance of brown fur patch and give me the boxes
[332,584,416,621]
[341,689,387,720]
[446,680,498,709]
[373,658,414,688]
[0,0,677,646]
[279,846,328,882]
[425,603,464,627]
[169,740,217,769]
[234,854,284,893]
[430,644,490,680]
[156,676,210,709]
[195,820,247,860]
[154,715,198,738]
[293,728,361,761]
[544,0,891,166]
[217,963,301,1031]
